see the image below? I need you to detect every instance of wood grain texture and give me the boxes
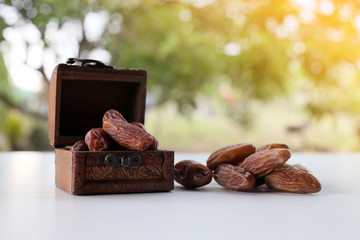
[72,151,87,194]
[162,151,175,187]
[55,149,72,193]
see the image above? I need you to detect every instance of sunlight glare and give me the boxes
[20,23,41,43]
[283,15,299,32]
[84,11,109,42]
[45,19,82,61]
[319,0,335,16]
[293,0,316,9]
[179,10,192,22]
[224,42,241,56]
[181,0,216,8]
[9,64,43,92]
[88,48,112,64]
[0,4,19,25]
[294,42,306,54]
[338,4,353,22]
[275,15,299,39]
[108,13,123,34]
[265,17,277,32]
[26,41,44,69]
[291,0,316,23]
[325,27,344,42]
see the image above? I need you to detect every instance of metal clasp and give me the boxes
[104,154,121,167]
[104,154,142,167]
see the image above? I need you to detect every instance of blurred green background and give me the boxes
[0,0,359,152]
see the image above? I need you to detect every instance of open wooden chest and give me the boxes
[48,58,174,194]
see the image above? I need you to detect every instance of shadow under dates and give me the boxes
[174,177,321,195]
[174,182,263,192]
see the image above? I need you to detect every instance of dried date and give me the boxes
[257,143,289,152]
[264,164,321,193]
[240,148,291,178]
[213,164,255,191]
[71,140,89,151]
[206,143,256,171]
[148,136,159,150]
[102,109,126,123]
[131,122,158,150]
[102,110,156,151]
[292,164,310,172]
[131,122,147,130]
[174,160,212,189]
[85,128,111,151]
[103,118,153,151]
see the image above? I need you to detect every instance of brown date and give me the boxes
[240,148,291,178]
[131,122,147,130]
[102,109,126,123]
[292,164,310,172]
[257,143,289,152]
[148,136,159,150]
[213,164,255,191]
[85,128,111,151]
[264,164,321,193]
[71,140,89,151]
[131,122,158,150]
[103,118,153,151]
[174,160,212,189]
[102,110,156,151]
[206,143,256,171]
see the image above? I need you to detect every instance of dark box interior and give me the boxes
[59,79,142,136]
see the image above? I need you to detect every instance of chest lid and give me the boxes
[48,58,147,148]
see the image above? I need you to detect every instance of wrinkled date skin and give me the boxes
[148,136,159,150]
[131,122,158,150]
[257,143,289,152]
[240,148,291,178]
[71,140,89,151]
[103,110,153,151]
[213,164,255,191]
[264,164,321,193]
[102,109,126,122]
[85,128,111,151]
[174,160,212,189]
[206,143,256,171]
[131,122,147,130]
[292,164,310,172]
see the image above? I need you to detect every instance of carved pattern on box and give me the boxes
[69,150,174,194]
[86,165,163,181]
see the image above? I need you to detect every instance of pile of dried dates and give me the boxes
[71,109,158,151]
[174,143,321,194]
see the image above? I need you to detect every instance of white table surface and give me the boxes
[0,151,359,240]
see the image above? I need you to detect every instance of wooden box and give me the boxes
[48,59,174,194]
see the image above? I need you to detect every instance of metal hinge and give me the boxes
[66,58,114,68]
